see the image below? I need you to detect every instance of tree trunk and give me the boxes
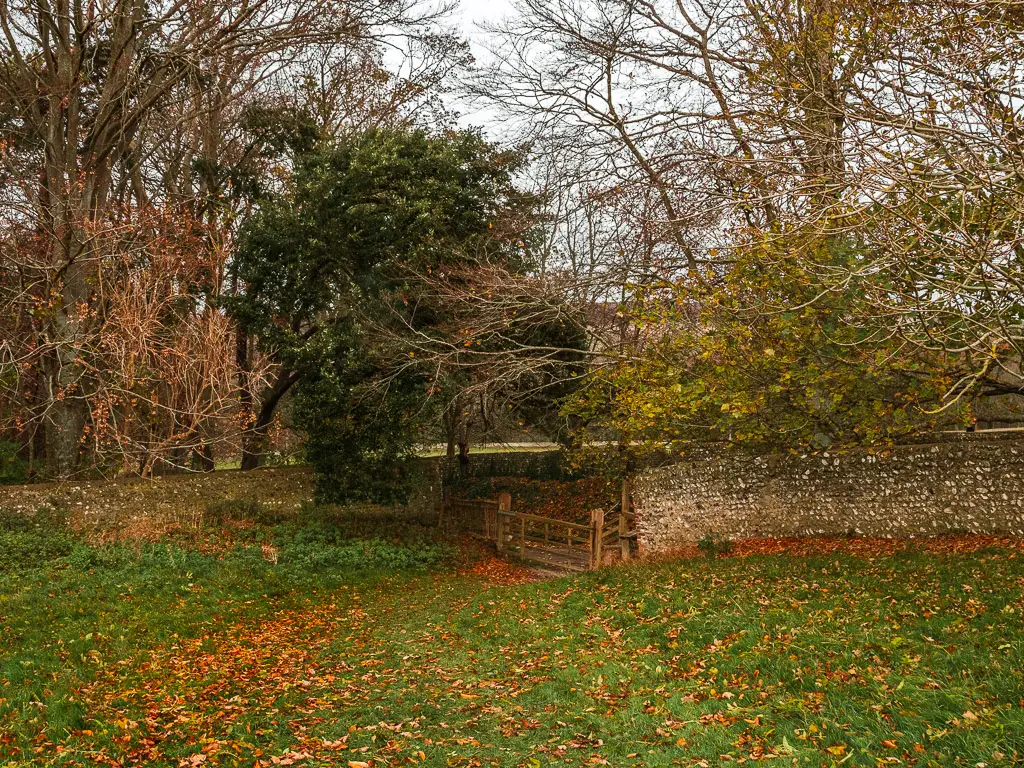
[240,427,267,470]
[241,368,301,470]
[444,404,459,461]
[44,397,88,478]
[192,443,215,472]
[41,240,93,478]
[237,329,259,469]
[457,419,470,471]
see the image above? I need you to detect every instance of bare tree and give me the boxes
[0,0,462,475]
[469,0,1024,428]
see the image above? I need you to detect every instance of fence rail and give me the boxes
[443,480,637,571]
[441,495,501,539]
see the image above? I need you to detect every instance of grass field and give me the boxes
[1,519,1023,767]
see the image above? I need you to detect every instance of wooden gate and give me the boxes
[443,480,637,571]
[496,510,594,571]
[439,493,504,539]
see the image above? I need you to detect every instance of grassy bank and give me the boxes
[1,524,1023,766]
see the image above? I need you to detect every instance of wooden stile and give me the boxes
[445,489,632,572]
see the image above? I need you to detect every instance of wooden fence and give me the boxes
[440,494,504,539]
[443,481,637,571]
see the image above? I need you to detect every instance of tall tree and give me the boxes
[227,127,542,494]
[0,0,460,476]
[474,0,1024,445]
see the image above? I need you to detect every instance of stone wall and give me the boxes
[634,433,1024,552]
[454,450,565,480]
[0,460,449,522]
[0,466,316,537]
[0,450,560,531]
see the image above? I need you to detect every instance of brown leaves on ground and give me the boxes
[660,534,1024,561]
[460,555,537,585]
[730,534,1024,558]
[453,535,538,584]
[76,597,353,765]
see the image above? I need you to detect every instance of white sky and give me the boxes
[451,0,516,135]
[457,0,515,47]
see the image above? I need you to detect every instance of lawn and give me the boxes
[1,520,1023,767]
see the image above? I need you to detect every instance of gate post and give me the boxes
[590,508,605,570]
[496,492,511,552]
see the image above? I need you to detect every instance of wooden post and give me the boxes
[590,508,605,570]
[497,492,511,551]
[520,517,526,556]
[486,503,497,540]
[619,478,631,561]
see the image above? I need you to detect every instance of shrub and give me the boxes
[66,543,142,571]
[697,534,734,559]
[0,529,75,572]
[294,335,426,506]
[269,507,446,572]
[205,498,288,526]
[278,537,444,571]
[290,503,439,541]
[0,504,76,572]
[0,441,27,485]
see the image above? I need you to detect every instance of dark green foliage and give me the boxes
[195,103,320,209]
[269,504,447,569]
[66,543,143,571]
[226,128,529,369]
[0,441,27,485]
[0,529,75,572]
[500,310,590,444]
[288,501,441,540]
[0,504,74,572]
[228,127,535,502]
[240,104,319,160]
[697,534,735,558]
[278,536,444,571]
[293,329,429,504]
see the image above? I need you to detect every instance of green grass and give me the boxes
[1,532,1023,767]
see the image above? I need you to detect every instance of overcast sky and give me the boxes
[450,0,516,134]
[457,0,514,46]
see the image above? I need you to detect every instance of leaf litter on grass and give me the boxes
[5,537,1024,767]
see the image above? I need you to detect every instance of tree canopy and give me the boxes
[228,128,559,501]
